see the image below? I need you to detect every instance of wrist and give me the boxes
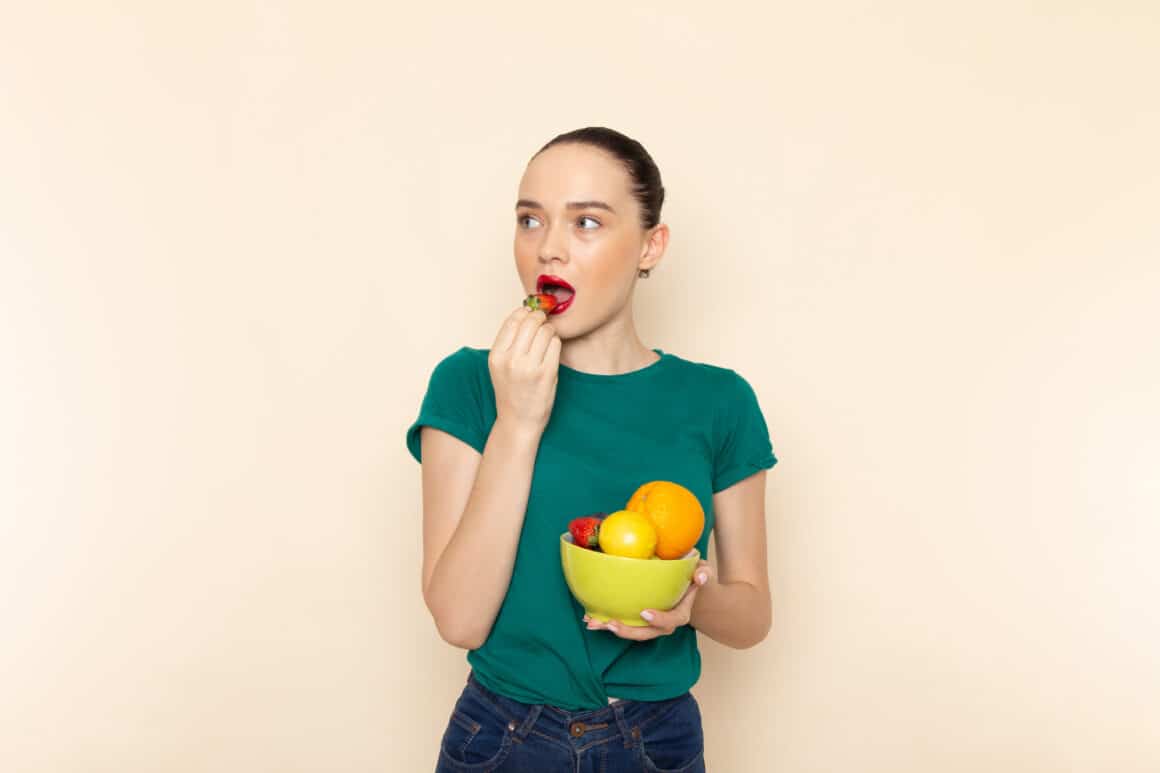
[492,415,544,445]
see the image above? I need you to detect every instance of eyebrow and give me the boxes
[515,199,616,214]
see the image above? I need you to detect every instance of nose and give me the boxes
[538,253,566,270]
[538,240,568,264]
[537,223,569,266]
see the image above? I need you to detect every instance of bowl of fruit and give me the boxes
[560,481,705,628]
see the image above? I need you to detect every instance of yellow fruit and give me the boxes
[597,510,657,559]
[625,481,705,559]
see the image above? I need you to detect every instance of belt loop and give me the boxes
[510,704,542,742]
[611,701,636,749]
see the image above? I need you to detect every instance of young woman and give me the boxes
[406,127,779,772]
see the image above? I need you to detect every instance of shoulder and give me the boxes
[664,352,752,394]
[430,345,489,373]
[424,346,490,390]
[665,354,764,440]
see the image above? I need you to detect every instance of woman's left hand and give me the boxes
[583,560,715,641]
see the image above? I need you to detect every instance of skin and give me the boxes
[513,142,667,375]
[515,143,773,647]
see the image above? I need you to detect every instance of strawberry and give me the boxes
[523,293,559,313]
[568,514,605,550]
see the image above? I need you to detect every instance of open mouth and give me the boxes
[536,274,576,314]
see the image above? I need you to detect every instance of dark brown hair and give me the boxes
[534,127,665,231]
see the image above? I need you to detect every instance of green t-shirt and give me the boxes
[405,346,778,710]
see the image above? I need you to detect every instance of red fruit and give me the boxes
[568,514,605,550]
[524,293,559,313]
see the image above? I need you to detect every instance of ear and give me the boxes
[638,223,669,273]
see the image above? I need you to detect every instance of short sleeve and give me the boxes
[711,371,779,493]
[405,347,488,463]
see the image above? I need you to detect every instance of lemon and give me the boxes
[598,510,657,559]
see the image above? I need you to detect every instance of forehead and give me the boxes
[518,143,633,206]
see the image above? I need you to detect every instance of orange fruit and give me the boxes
[625,481,705,559]
[597,510,657,559]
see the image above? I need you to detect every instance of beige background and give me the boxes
[1,3,1157,771]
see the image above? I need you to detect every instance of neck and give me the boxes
[558,314,658,376]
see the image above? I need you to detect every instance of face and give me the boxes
[513,142,665,338]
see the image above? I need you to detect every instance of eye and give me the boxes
[578,215,600,230]
[517,214,541,229]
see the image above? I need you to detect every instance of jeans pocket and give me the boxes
[438,691,516,771]
[636,693,705,773]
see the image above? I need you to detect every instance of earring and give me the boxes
[638,268,651,278]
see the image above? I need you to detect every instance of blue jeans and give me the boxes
[434,670,707,772]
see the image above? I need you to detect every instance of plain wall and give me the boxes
[1,2,1157,771]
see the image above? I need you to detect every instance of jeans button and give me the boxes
[508,720,517,732]
[570,721,585,737]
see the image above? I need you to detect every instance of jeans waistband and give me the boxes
[465,670,643,750]
[466,670,692,732]
[451,670,703,768]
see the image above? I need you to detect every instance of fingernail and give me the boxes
[697,573,707,585]
[640,610,654,622]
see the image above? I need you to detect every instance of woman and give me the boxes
[406,127,779,772]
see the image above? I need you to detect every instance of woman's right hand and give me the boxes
[488,305,562,434]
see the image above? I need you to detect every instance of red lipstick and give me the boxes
[535,274,576,315]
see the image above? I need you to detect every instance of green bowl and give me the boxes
[560,532,700,627]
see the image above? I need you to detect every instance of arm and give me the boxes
[589,469,773,648]
[688,470,772,649]
[419,419,543,650]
